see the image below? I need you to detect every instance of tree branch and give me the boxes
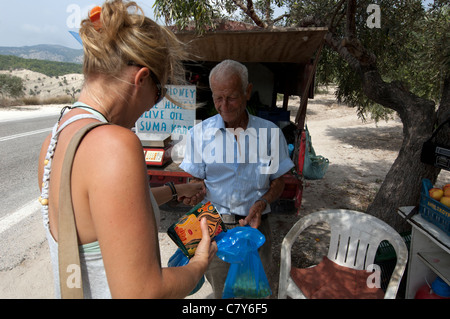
[273,13,290,24]
[346,0,357,38]
[325,33,365,71]
[232,0,268,28]
[265,0,271,23]
[328,0,346,31]
[325,30,435,127]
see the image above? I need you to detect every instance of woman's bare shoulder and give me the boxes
[77,124,146,177]
[85,124,142,153]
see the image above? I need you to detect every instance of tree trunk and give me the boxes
[361,71,439,231]
[363,71,450,231]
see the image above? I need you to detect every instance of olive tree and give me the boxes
[0,74,25,100]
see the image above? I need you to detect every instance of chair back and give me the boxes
[278,209,409,299]
[324,210,395,270]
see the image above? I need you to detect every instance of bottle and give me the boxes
[415,276,450,299]
[288,144,294,158]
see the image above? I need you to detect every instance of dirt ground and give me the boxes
[1,86,448,299]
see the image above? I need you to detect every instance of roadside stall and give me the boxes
[138,24,328,210]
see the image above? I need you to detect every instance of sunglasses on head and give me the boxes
[127,61,166,105]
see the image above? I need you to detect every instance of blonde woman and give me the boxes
[37,0,216,299]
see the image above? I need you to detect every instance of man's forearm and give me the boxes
[260,176,285,204]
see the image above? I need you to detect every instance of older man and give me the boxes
[180,60,294,298]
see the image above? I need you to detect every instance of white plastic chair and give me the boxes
[278,209,408,299]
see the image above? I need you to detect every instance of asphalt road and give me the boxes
[0,115,57,217]
[0,114,58,271]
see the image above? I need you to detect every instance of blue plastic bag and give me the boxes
[167,248,205,295]
[216,226,272,299]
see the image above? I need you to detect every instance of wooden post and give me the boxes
[295,41,325,129]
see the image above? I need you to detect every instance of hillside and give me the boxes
[0,44,83,64]
[0,55,82,78]
[0,53,84,103]
[0,69,84,101]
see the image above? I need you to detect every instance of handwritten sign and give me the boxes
[136,85,196,139]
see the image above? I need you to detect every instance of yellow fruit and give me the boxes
[443,184,450,197]
[429,188,444,201]
[440,196,450,208]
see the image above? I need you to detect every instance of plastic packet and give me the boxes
[216,227,272,299]
[167,201,226,258]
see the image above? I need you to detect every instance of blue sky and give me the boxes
[0,1,435,50]
[0,0,157,49]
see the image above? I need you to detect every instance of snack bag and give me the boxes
[167,201,226,258]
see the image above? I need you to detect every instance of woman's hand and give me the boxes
[177,181,206,206]
[189,218,217,270]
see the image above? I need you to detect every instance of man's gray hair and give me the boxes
[209,60,249,93]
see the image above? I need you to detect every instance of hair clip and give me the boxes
[89,6,102,31]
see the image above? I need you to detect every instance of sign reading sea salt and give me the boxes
[136,85,196,139]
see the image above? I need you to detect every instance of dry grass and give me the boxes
[0,95,74,108]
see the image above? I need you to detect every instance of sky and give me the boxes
[0,0,158,49]
[0,1,435,50]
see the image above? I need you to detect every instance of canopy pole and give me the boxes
[295,40,325,129]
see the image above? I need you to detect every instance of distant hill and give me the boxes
[0,44,83,64]
[0,55,82,77]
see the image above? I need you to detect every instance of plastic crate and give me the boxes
[419,179,450,236]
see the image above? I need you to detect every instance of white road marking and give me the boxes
[0,200,41,235]
[0,127,52,142]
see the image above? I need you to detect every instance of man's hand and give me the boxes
[239,200,266,229]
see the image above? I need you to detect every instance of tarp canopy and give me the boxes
[175,27,328,64]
